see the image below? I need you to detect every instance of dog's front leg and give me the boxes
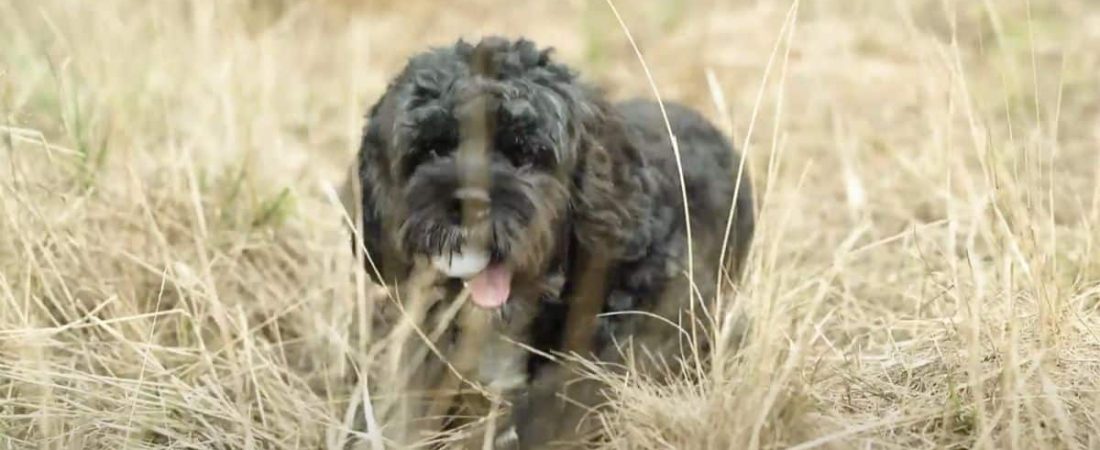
[504,363,606,449]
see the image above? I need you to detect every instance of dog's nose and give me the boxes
[454,187,491,223]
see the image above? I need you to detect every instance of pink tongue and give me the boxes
[468,264,512,309]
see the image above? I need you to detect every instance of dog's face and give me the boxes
[357,37,609,307]
[394,73,573,275]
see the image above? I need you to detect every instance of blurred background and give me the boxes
[2,0,1099,448]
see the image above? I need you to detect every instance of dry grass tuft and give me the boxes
[2,0,1099,448]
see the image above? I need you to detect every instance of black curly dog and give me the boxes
[352,36,754,448]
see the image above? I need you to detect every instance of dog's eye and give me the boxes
[402,145,452,178]
[521,144,556,169]
[499,138,555,170]
[425,145,455,161]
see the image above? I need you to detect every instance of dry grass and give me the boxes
[2,0,1100,448]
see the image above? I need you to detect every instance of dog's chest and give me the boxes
[453,304,533,393]
[434,279,552,393]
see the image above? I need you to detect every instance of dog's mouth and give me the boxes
[400,173,555,309]
[430,245,513,309]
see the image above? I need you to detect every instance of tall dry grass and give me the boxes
[1,0,1099,448]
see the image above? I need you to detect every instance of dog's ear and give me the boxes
[353,90,410,285]
[571,102,656,261]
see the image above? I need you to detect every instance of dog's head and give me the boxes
[355,37,654,308]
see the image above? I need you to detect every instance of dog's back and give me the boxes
[512,98,755,447]
[616,98,754,297]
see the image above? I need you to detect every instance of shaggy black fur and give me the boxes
[353,36,754,448]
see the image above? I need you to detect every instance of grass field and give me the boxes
[2,0,1099,448]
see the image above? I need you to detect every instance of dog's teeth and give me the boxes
[431,246,489,279]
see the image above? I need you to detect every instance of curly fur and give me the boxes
[351,36,754,448]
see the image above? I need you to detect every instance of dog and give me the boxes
[349,36,754,448]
